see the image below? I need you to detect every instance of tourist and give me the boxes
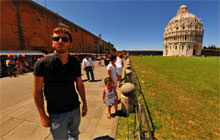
[102,77,118,119]
[33,26,87,140]
[104,55,110,66]
[107,55,118,87]
[15,60,24,75]
[7,57,16,77]
[98,55,102,67]
[115,52,124,86]
[22,60,29,73]
[82,55,95,82]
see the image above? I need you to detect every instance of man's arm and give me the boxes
[76,77,88,117]
[107,70,115,85]
[122,59,124,67]
[33,76,50,127]
[82,59,86,71]
[90,58,94,69]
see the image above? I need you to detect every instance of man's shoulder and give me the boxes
[107,64,112,69]
[69,55,80,65]
[35,55,53,65]
[82,57,87,63]
[107,63,113,66]
[40,54,53,60]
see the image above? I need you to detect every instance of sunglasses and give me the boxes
[52,37,69,42]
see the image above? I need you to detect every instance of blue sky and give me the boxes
[33,0,219,51]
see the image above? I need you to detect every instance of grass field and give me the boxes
[130,56,220,139]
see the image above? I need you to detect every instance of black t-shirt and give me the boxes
[33,54,81,114]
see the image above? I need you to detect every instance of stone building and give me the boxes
[163,5,204,56]
[0,0,113,54]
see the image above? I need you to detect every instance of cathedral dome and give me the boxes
[163,5,204,56]
[165,5,203,33]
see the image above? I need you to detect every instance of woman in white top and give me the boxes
[115,52,124,86]
[107,55,118,87]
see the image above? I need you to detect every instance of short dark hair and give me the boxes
[52,27,72,42]
[104,77,112,84]
[110,55,116,61]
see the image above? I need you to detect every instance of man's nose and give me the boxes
[58,38,63,43]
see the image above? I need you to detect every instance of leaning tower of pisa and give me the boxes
[163,5,204,56]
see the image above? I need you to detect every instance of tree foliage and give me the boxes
[203,44,220,50]
[110,44,117,51]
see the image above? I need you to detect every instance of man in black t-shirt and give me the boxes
[33,26,87,140]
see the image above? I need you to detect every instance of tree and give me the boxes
[203,44,220,50]
[110,44,116,51]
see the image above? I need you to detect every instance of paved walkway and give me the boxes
[0,61,118,140]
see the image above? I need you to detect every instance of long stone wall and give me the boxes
[0,0,112,54]
[126,50,219,56]
[127,50,163,56]
[201,49,220,56]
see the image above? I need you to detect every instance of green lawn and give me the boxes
[130,56,220,139]
[116,113,135,140]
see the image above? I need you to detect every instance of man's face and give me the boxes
[52,32,71,54]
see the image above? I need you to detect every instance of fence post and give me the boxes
[142,105,154,140]
[125,69,133,83]
[120,83,136,116]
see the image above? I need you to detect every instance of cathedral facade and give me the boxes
[163,5,204,56]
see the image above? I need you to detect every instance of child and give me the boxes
[102,77,118,119]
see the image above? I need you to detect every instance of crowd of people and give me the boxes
[1,26,129,139]
[82,52,126,119]
[0,55,43,77]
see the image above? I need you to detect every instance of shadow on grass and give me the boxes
[93,135,114,140]
[111,110,127,118]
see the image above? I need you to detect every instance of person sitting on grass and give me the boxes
[102,77,118,119]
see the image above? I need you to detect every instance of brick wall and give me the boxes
[0,0,112,54]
